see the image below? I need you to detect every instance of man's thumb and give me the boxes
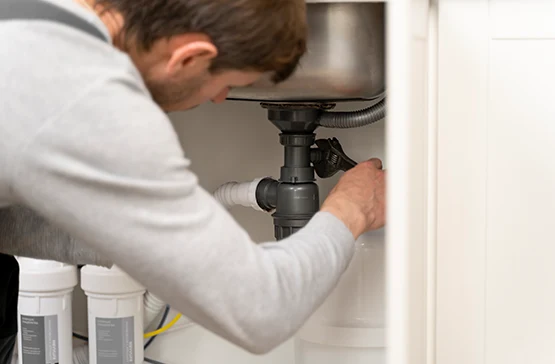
[367,158,383,170]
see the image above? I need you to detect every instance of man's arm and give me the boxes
[0,205,111,267]
[9,74,382,354]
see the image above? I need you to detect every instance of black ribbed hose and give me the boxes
[317,98,386,129]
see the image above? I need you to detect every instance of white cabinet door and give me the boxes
[436,1,555,363]
[386,0,434,364]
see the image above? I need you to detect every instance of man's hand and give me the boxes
[320,158,386,240]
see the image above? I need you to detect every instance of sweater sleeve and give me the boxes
[0,205,112,267]
[10,74,356,354]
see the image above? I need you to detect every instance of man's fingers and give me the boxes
[367,158,383,170]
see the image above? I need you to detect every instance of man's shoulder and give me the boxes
[7,23,140,78]
[0,19,149,119]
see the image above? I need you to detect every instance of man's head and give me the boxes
[92,0,307,111]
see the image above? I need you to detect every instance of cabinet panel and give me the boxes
[386,1,431,364]
[437,1,555,363]
[486,40,555,364]
[436,0,489,363]
[491,0,555,39]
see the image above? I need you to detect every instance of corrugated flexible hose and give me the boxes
[317,98,386,129]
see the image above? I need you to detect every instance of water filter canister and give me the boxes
[80,265,145,364]
[296,228,386,364]
[17,258,78,364]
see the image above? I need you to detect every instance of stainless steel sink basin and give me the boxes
[227,2,385,103]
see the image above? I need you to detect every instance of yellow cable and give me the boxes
[143,313,182,339]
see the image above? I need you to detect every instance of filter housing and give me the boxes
[17,258,78,364]
[296,229,386,364]
[81,265,145,364]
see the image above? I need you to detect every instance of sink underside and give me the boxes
[227,2,385,103]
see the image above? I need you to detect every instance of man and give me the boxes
[0,0,386,357]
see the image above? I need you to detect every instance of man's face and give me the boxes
[143,67,262,112]
[126,34,264,112]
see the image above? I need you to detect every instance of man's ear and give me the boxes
[166,39,218,77]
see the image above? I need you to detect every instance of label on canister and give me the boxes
[96,317,135,364]
[20,315,59,364]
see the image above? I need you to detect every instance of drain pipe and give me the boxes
[317,98,386,129]
[213,178,271,212]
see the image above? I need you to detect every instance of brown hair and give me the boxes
[94,0,307,83]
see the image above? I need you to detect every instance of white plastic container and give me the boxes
[296,228,386,364]
[81,265,145,364]
[17,258,78,364]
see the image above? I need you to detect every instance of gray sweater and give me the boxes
[0,205,111,267]
[0,0,356,354]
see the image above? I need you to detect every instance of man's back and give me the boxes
[0,0,151,206]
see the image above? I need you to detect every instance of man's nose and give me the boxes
[212,88,229,104]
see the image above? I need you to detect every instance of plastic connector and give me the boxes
[213,178,269,212]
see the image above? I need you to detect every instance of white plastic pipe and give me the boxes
[80,265,145,364]
[72,345,88,364]
[17,258,78,364]
[143,292,165,330]
[213,178,266,211]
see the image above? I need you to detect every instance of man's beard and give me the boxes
[144,75,205,111]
